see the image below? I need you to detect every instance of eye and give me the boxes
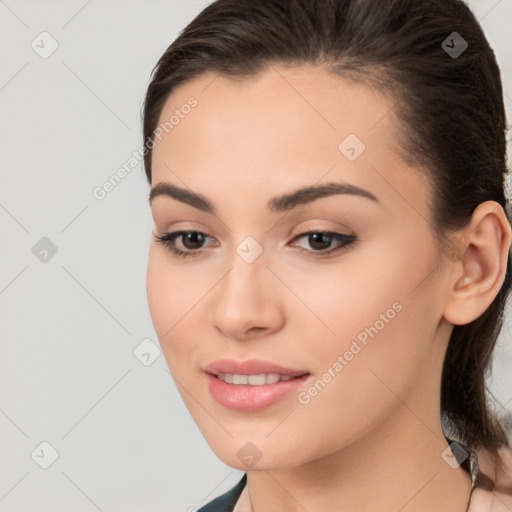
[154,229,357,259]
[153,230,216,258]
[289,231,356,258]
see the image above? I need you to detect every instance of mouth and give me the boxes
[203,359,311,411]
[215,373,300,385]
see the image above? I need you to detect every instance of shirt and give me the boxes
[196,438,485,512]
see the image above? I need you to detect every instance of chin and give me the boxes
[204,435,310,472]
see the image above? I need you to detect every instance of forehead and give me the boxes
[150,64,431,214]
[154,64,396,155]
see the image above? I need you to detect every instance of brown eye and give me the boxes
[153,231,216,258]
[290,231,357,258]
[179,232,206,250]
[307,233,335,250]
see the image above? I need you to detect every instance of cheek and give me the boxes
[146,248,217,373]
[276,252,401,349]
[146,248,199,332]
[146,248,172,333]
[146,249,193,364]
[287,247,437,411]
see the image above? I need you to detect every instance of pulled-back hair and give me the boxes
[142,0,512,467]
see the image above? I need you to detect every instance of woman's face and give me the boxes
[146,64,453,470]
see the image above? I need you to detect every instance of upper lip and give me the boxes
[203,358,309,377]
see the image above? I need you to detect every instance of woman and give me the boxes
[142,0,512,510]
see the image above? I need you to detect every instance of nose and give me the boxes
[211,251,285,341]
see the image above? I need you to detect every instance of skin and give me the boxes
[146,64,512,511]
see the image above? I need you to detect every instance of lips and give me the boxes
[203,358,309,378]
[203,358,310,411]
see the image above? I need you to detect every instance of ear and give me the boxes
[443,201,512,326]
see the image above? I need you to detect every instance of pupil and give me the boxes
[310,233,331,250]
[183,232,204,249]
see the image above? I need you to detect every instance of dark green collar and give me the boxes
[197,473,247,512]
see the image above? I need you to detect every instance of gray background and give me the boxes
[0,1,511,510]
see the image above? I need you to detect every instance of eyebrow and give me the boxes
[148,181,379,213]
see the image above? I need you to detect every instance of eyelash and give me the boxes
[153,230,357,259]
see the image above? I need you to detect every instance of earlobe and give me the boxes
[443,201,512,326]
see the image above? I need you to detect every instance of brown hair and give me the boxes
[142,0,512,469]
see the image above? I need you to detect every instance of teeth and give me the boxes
[248,374,267,385]
[265,373,280,384]
[217,373,297,385]
[233,374,248,385]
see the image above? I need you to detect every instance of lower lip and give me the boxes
[207,373,310,412]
